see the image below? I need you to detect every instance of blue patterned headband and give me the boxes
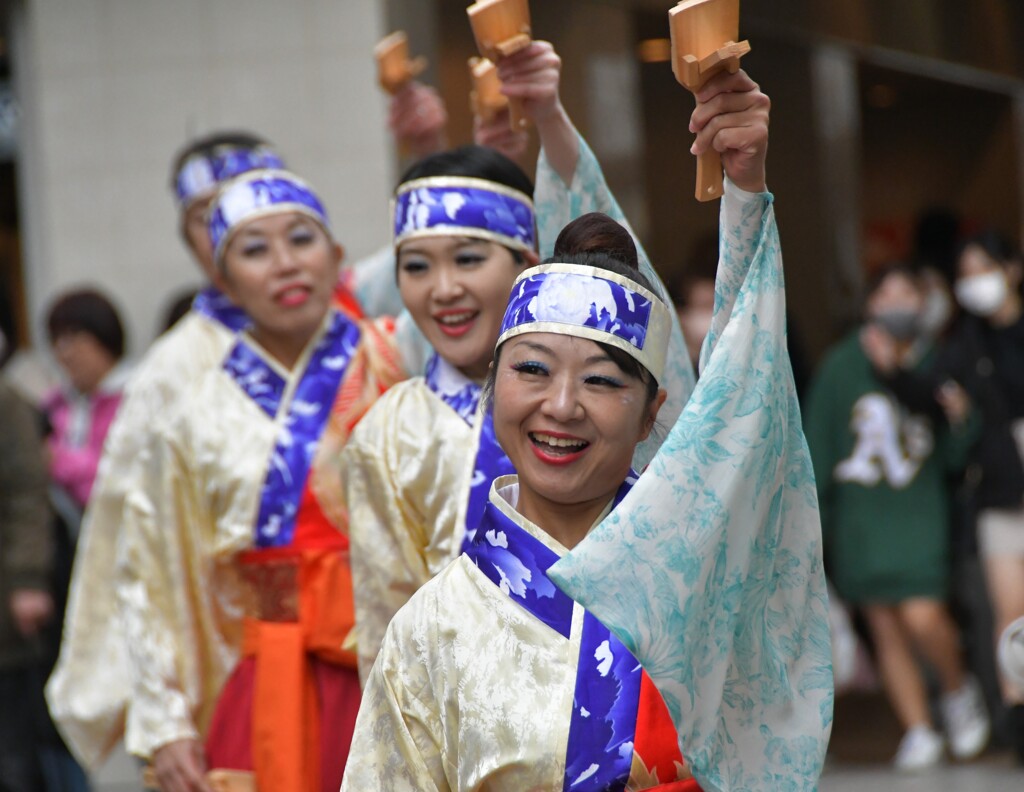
[208,169,330,264]
[497,263,672,383]
[392,176,536,254]
[174,144,286,208]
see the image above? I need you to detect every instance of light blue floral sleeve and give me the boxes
[549,182,833,792]
[534,134,697,469]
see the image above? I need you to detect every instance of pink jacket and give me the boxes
[43,367,129,509]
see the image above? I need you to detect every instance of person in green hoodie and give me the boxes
[805,263,988,770]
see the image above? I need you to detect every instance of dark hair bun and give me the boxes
[553,212,638,270]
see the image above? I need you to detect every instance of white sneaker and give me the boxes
[894,725,944,771]
[941,676,990,759]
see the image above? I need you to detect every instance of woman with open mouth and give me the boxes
[117,169,406,792]
[342,61,831,792]
[341,37,695,689]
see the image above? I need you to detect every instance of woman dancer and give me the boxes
[118,169,404,792]
[345,39,694,680]
[46,134,285,769]
[343,67,831,791]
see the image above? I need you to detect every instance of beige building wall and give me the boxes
[11,0,394,356]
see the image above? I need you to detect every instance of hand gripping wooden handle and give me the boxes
[669,0,750,201]
[692,50,746,201]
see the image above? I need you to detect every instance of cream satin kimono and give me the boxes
[343,366,480,681]
[342,478,695,792]
[46,289,247,767]
[48,267,418,766]
[115,309,403,760]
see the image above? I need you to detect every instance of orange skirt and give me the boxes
[204,654,359,792]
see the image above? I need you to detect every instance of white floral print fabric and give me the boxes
[549,183,833,792]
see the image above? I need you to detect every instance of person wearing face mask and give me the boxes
[804,263,990,770]
[939,230,1024,760]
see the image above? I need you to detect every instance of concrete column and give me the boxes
[10,0,392,355]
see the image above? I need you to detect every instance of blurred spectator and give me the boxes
[39,288,128,790]
[43,289,128,518]
[805,264,989,770]
[943,231,1024,759]
[911,208,961,342]
[670,234,717,374]
[913,207,961,285]
[0,380,53,791]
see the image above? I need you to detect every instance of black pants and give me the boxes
[0,666,43,792]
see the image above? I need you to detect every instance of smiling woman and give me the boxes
[341,144,540,682]
[490,261,667,551]
[116,168,406,792]
[218,207,344,370]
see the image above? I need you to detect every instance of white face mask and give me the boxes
[955,272,1008,317]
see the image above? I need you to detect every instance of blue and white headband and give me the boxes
[208,169,330,264]
[497,263,672,383]
[174,144,286,208]
[392,176,536,254]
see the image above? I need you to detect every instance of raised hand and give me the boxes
[388,81,449,160]
[495,41,563,125]
[496,40,579,184]
[473,108,529,165]
[688,69,770,194]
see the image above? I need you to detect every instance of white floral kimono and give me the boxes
[551,183,833,791]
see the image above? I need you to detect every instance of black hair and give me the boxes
[47,288,126,359]
[161,288,199,334]
[170,130,273,190]
[553,212,638,270]
[864,261,919,300]
[398,144,534,199]
[957,229,1018,270]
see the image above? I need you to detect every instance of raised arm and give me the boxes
[497,39,698,466]
[550,69,831,792]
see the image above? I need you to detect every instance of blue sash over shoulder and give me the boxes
[222,311,361,548]
[464,476,645,791]
[424,354,516,540]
